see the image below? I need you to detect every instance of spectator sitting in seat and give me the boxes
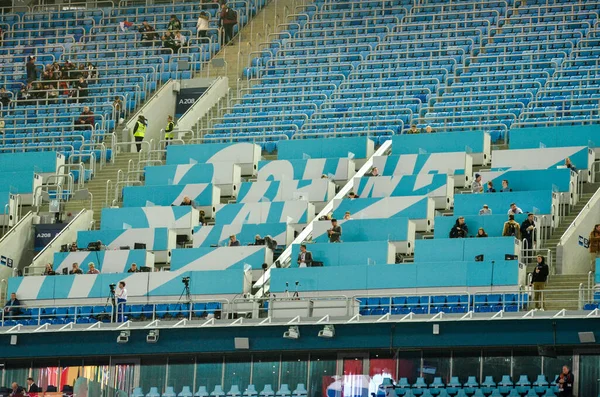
[0,87,11,108]
[127,263,139,273]
[76,106,95,130]
[173,30,187,52]
[407,124,419,134]
[520,213,536,251]
[297,244,313,268]
[530,255,549,310]
[70,262,83,275]
[44,263,56,275]
[588,224,600,272]
[168,14,182,31]
[264,235,277,250]
[254,234,263,245]
[476,228,488,238]
[479,204,492,215]
[87,263,100,274]
[4,293,21,320]
[449,216,468,238]
[348,191,359,199]
[327,218,342,243]
[228,234,240,247]
[486,181,496,193]
[502,214,521,239]
[199,210,206,225]
[564,157,577,173]
[61,59,76,80]
[367,166,379,177]
[197,11,210,41]
[501,179,512,192]
[343,211,351,220]
[507,202,523,215]
[425,125,435,133]
[162,31,177,52]
[139,21,159,44]
[9,382,24,397]
[17,83,31,103]
[70,242,78,252]
[180,196,193,206]
[86,62,97,80]
[471,173,483,193]
[75,77,88,103]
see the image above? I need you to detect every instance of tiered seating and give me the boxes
[0,0,264,162]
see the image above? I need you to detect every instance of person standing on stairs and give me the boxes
[165,115,175,146]
[132,115,147,152]
[219,3,237,45]
[589,224,600,272]
[530,255,549,310]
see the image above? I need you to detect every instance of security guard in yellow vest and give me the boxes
[132,115,147,152]
[165,115,175,146]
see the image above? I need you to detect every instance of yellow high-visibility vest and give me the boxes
[133,121,146,138]
[165,121,174,139]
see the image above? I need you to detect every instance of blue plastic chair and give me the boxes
[481,376,496,395]
[195,387,208,397]
[498,375,513,394]
[292,384,307,397]
[147,388,160,397]
[211,386,225,397]
[131,388,144,397]
[472,390,484,397]
[463,377,478,395]
[228,386,241,397]
[276,385,291,397]
[243,386,258,397]
[446,376,461,396]
[260,385,275,397]
[396,378,410,389]
[515,375,531,395]
[163,387,177,397]
[179,387,193,397]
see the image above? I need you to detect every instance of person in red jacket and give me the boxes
[219,3,237,45]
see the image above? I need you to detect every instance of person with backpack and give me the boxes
[220,3,237,45]
[502,214,521,239]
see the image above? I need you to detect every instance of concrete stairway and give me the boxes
[542,274,590,310]
[206,0,303,90]
[538,184,599,274]
[63,151,141,226]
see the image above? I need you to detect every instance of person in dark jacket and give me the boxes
[449,216,468,238]
[26,56,37,82]
[520,213,536,258]
[76,106,95,130]
[530,255,549,310]
[219,3,237,45]
[327,218,342,243]
[556,365,574,397]
[4,293,21,319]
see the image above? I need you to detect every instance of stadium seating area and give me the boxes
[129,375,565,397]
[192,0,600,149]
[0,0,263,167]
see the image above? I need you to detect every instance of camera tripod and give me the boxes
[178,282,192,304]
[103,286,116,322]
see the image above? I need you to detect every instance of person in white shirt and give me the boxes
[471,173,483,193]
[507,202,523,215]
[116,281,127,322]
[197,11,210,41]
[174,31,187,50]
